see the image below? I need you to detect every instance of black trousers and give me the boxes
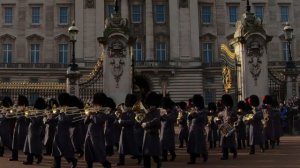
[143,155,161,168]
[11,149,18,160]
[86,160,111,168]
[53,156,76,168]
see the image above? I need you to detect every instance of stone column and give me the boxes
[169,0,179,60]
[189,0,200,59]
[75,0,84,61]
[121,0,129,19]
[96,0,105,59]
[145,0,154,60]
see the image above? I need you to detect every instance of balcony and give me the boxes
[0,63,69,69]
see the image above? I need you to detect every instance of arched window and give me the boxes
[55,34,70,64]
[0,34,16,63]
[26,34,44,63]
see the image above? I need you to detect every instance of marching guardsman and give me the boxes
[187,94,208,164]
[52,93,77,168]
[247,95,264,154]
[9,95,30,161]
[84,92,111,168]
[43,98,59,156]
[69,96,85,158]
[160,97,177,162]
[177,101,189,148]
[272,98,282,146]
[23,97,45,165]
[0,96,14,156]
[117,94,139,166]
[141,91,162,168]
[262,95,275,149]
[104,97,117,157]
[236,101,247,149]
[207,102,218,149]
[218,94,238,160]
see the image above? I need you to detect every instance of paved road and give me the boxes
[0,136,299,168]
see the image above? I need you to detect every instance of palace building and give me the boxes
[0,0,299,104]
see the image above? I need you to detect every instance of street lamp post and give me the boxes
[68,21,79,71]
[66,21,81,96]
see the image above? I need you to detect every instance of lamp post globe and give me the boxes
[68,21,79,71]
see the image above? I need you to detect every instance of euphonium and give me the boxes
[115,103,125,118]
[242,113,254,122]
[133,100,147,123]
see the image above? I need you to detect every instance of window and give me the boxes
[280,6,289,22]
[59,44,68,64]
[204,89,216,105]
[155,5,166,23]
[31,44,40,63]
[228,6,238,24]
[133,42,143,62]
[32,7,40,24]
[156,42,167,62]
[201,6,212,24]
[282,42,289,61]
[3,44,12,63]
[203,43,213,63]
[59,7,68,24]
[4,7,13,24]
[106,5,114,18]
[131,4,142,23]
[254,5,264,19]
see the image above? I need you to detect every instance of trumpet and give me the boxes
[242,113,254,122]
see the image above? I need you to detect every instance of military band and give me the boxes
[0,91,285,167]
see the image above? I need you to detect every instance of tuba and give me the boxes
[132,100,147,123]
[115,103,125,118]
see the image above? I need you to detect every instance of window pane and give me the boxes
[31,44,40,63]
[156,42,167,62]
[280,6,289,22]
[203,43,213,63]
[59,44,68,64]
[32,7,40,24]
[255,6,264,19]
[106,5,115,18]
[3,44,12,63]
[282,42,289,61]
[59,7,68,24]
[229,6,237,24]
[4,7,13,24]
[204,89,216,104]
[202,6,211,24]
[132,5,141,23]
[133,42,143,62]
[155,5,166,23]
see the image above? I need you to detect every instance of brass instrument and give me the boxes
[115,103,125,118]
[242,113,254,122]
[219,123,236,137]
[133,100,147,123]
[176,107,183,125]
[158,108,167,116]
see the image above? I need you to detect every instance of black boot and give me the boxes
[169,150,176,161]
[0,146,4,157]
[242,140,246,149]
[260,144,265,153]
[117,154,125,166]
[71,158,77,168]
[143,155,151,168]
[9,149,18,161]
[265,141,269,150]
[162,150,168,161]
[203,153,208,163]
[232,148,237,159]
[220,148,228,160]
[249,145,255,154]
[102,160,111,168]
[187,154,196,164]
[36,154,43,164]
[87,161,93,168]
[23,154,34,165]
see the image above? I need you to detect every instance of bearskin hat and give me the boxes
[105,97,116,109]
[34,97,47,110]
[69,95,80,107]
[144,91,161,107]
[93,92,108,106]
[47,98,59,109]
[262,95,273,105]
[207,102,217,111]
[17,95,29,106]
[177,101,187,111]
[221,94,233,107]
[192,94,204,110]
[249,95,260,107]
[2,96,13,108]
[124,94,137,107]
[237,100,246,110]
[161,97,175,110]
[58,92,70,106]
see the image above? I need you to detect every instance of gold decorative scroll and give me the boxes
[222,66,232,93]
[221,44,236,60]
